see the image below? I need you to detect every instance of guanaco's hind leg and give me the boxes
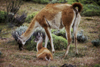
[63,26,72,58]
[73,14,81,54]
[44,27,55,53]
[73,25,78,54]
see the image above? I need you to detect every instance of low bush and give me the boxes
[40,0,50,4]
[0,11,7,23]
[25,35,37,51]
[12,25,28,41]
[51,28,66,38]
[51,28,73,38]
[94,64,100,67]
[47,34,68,50]
[25,11,39,23]
[81,4,100,16]
[32,0,50,4]
[91,39,100,47]
[68,0,100,5]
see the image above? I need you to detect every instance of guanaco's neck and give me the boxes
[37,37,43,52]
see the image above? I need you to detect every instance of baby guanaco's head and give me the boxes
[34,33,43,42]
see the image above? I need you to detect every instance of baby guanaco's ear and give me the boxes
[40,33,42,36]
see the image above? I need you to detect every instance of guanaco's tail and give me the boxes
[72,2,83,13]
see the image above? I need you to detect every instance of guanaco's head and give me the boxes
[16,32,26,51]
[34,33,43,43]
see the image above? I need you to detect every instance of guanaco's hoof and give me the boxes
[52,51,55,54]
[52,50,55,53]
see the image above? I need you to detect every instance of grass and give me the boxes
[0,1,100,67]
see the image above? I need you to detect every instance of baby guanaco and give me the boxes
[34,33,53,61]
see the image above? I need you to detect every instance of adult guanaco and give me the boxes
[34,33,53,61]
[16,2,82,57]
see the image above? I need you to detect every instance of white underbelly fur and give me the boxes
[48,12,63,29]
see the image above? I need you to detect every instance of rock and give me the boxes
[72,30,88,43]
[61,64,76,67]
[12,25,28,41]
[91,39,100,47]
[76,30,88,43]
[51,28,73,38]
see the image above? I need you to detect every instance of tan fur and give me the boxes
[36,35,53,61]
[21,3,82,39]
[19,2,83,57]
[21,3,72,42]
[37,47,53,61]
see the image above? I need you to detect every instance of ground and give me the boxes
[0,1,100,67]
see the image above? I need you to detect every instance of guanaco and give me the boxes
[16,2,83,58]
[34,33,53,61]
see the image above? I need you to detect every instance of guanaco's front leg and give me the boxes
[44,33,49,48]
[44,27,55,53]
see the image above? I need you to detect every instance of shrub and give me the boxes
[0,11,7,23]
[50,0,58,3]
[94,64,100,67]
[47,34,68,50]
[12,25,28,41]
[81,4,100,16]
[32,0,49,4]
[91,39,100,47]
[51,28,73,38]
[40,0,50,4]
[25,11,39,23]
[25,35,37,51]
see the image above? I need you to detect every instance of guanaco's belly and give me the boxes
[47,12,64,29]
